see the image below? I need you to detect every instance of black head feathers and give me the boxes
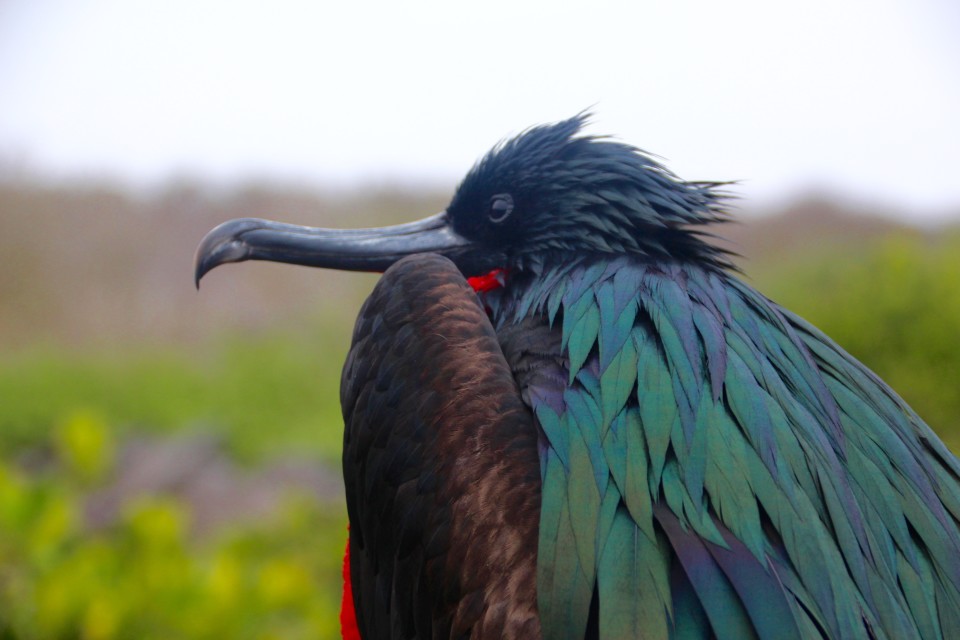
[446,113,734,270]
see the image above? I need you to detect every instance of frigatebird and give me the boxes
[195,115,960,639]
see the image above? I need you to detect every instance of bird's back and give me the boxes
[487,253,960,640]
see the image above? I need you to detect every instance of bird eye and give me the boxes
[489,193,514,223]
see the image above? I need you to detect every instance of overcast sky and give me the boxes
[1,0,958,219]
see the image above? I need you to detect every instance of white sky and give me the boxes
[1,0,958,219]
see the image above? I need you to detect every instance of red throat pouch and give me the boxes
[467,268,507,293]
[341,528,360,640]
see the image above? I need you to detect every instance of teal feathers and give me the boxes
[487,258,960,639]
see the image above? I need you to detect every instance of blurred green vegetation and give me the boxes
[0,329,347,464]
[0,182,958,638]
[0,411,346,640]
[751,229,960,450]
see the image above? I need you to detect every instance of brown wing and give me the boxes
[340,253,542,639]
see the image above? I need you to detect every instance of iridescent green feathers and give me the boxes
[486,258,960,639]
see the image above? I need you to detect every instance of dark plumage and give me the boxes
[195,115,960,639]
[341,255,541,637]
[446,115,732,273]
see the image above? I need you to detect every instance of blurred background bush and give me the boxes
[0,181,958,638]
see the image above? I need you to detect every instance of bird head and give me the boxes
[195,114,731,286]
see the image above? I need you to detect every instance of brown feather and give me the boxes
[341,253,542,639]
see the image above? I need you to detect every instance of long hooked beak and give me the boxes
[194,212,473,287]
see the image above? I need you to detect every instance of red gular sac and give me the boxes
[467,268,507,293]
[341,531,360,640]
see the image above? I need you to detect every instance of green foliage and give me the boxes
[55,410,114,484]
[750,230,960,450]
[0,328,348,464]
[0,422,347,640]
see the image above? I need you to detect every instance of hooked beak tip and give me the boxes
[193,218,265,287]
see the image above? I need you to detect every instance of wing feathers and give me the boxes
[499,257,960,639]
